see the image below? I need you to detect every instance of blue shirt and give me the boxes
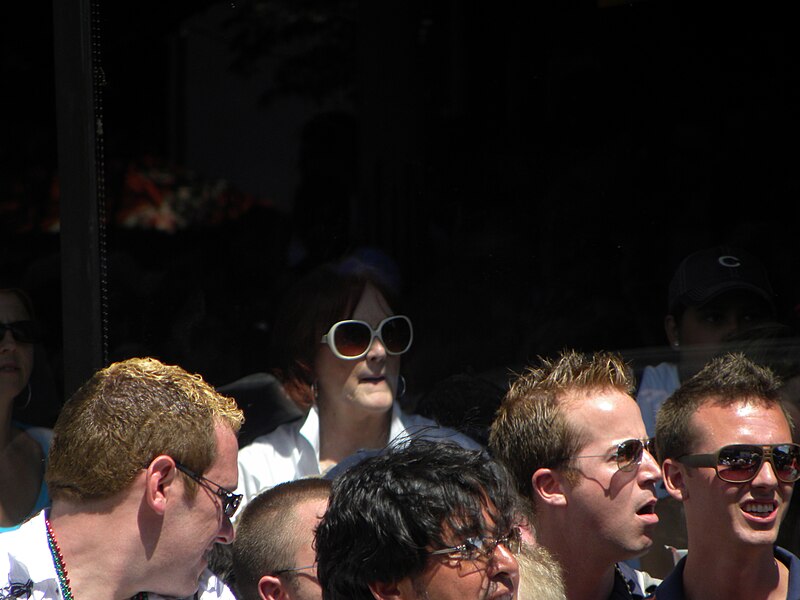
[655,546,800,599]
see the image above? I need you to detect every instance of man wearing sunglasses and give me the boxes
[316,439,562,600]
[489,350,662,600]
[231,477,331,600]
[0,357,244,600]
[654,352,800,599]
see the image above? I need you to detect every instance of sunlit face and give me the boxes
[314,284,400,417]
[562,390,662,563]
[395,514,519,600]
[284,496,327,600]
[156,424,239,597]
[672,401,794,550]
[0,291,34,403]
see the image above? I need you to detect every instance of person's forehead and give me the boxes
[690,400,792,448]
[205,424,240,489]
[563,389,644,441]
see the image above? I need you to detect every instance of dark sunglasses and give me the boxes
[573,437,657,472]
[428,527,522,562]
[0,320,42,344]
[320,315,413,360]
[174,461,242,519]
[678,443,800,484]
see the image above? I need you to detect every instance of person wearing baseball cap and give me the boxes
[639,245,777,438]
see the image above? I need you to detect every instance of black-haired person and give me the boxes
[0,287,52,532]
[637,245,777,438]
[315,439,546,600]
[654,353,800,600]
[236,260,480,512]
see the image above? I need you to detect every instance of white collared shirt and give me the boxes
[0,511,234,600]
[236,403,482,511]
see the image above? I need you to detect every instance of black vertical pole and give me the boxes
[52,0,105,397]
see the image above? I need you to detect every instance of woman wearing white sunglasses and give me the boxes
[236,260,481,510]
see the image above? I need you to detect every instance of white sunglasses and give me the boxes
[320,315,413,360]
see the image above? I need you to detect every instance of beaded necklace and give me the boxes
[45,518,148,600]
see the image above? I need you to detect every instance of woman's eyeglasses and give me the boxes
[174,461,243,519]
[321,315,413,360]
[428,527,522,562]
[678,443,800,484]
[573,437,657,472]
[0,320,42,344]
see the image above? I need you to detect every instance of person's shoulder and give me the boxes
[650,555,686,600]
[238,416,305,459]
[397,410,483,450]
[638,362,679,392]
[615,562,661,599]
[149,569,236,600]
[13,423,54,452]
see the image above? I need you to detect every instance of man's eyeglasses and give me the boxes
[320,315,413,360]
[174,461,242,519]
[428,527,522,562]
[0,320,42,344]
[573,437,657,472]
[678,443,800,484]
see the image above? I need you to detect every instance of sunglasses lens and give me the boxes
[380,316,412,354]
[332,322,372,357]
[2,321,41,344]
[645,438,658,461]
[772,444,800,482]
[717,445,762,482]
[617,439,644,471]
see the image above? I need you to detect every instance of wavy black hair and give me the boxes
[316,438,522,600]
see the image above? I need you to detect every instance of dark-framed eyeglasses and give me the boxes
[573,437,657,472]
[677,443,800,484]
[320,315,413,360]
[174,461,242,519]
[428,527,522,562]
[0,320,42,344]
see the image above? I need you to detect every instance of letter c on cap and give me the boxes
[718,255,741,268]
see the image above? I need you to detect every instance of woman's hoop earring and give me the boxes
[396,375,406,400]
[311,381,320,405]
[16,383,32,411]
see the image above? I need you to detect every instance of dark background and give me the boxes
[3,0,800,425]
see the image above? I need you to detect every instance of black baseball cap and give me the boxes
[668,246,776,314]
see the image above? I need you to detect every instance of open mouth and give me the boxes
[741,500,777,519]
[360,376,386,384]
[636,502,659,524]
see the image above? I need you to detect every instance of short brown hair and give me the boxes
[656,352,790,462]
[46,357,243,501]
[489,350,635,503]
[232,478,331,600]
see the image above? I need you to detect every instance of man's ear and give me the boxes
[665,315,680,348]
[144,455,179,515]
[531,468,568,507]
[369,579,407,600]
[662,458,689,501]
[258,575,286,600]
